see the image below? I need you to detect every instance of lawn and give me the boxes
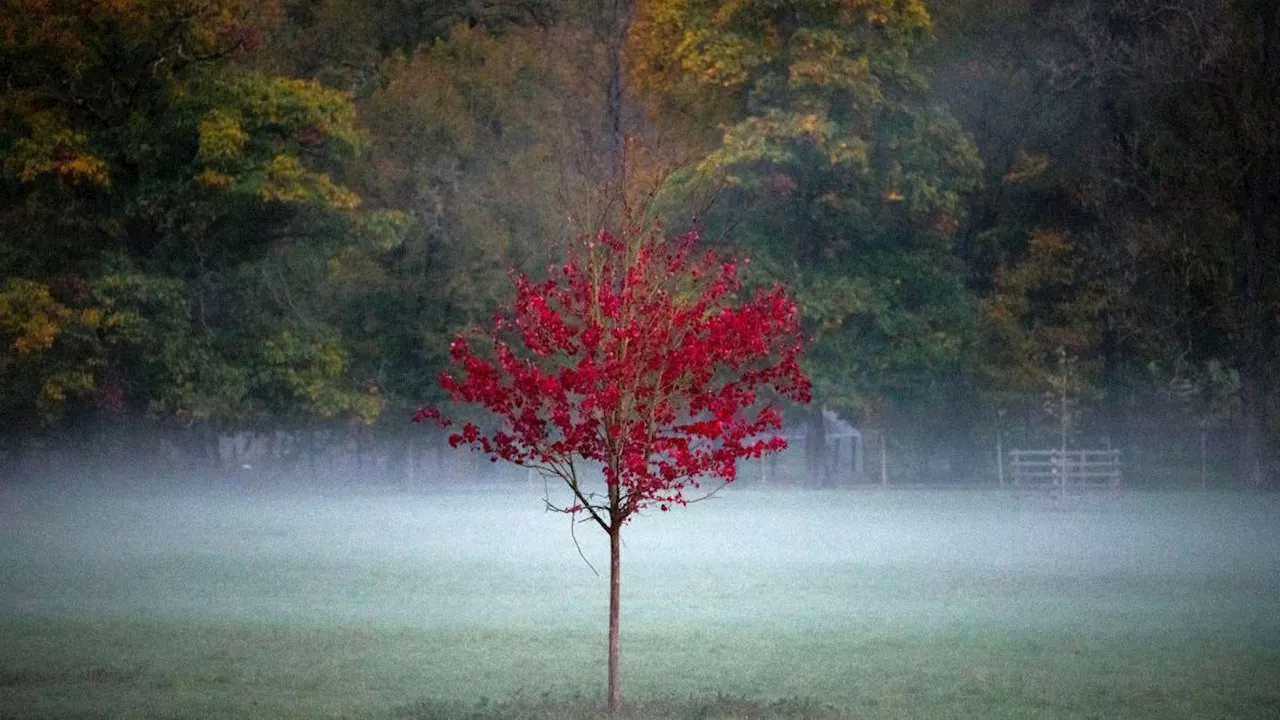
[2,482,1279,718]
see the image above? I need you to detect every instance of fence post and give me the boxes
[880,431,888,487]
[997,426,1005,488]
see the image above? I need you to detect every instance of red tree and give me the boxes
[415,223,810,714]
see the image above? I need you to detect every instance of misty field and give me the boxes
[2,482,1279,719]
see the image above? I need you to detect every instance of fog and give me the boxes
[5,478,1279,639]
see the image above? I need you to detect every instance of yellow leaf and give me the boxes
[197,169,235,190]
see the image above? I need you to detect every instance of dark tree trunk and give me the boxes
[606,525,622,715]
[604,0,628,181]
[1235,166,1275,486]
[1234,0,1280,485]
[596,0,633,198]
[1238,369,1266,486]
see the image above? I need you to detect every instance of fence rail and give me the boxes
[1010,449,1122,493]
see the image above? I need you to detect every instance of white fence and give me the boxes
[1010,449,1122,495]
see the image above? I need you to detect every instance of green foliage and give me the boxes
[2,0,1273,477]
[93,272,249,424]
[632,0,933,121]
[0,278,104,422]
[645,0,982,424]
[258,328,383,423]
[939,0,1279,470]
[253,0,561,95]
[977,229,1106,418]
[0,0,390,442]
[192,72,364,211]
[348,23,603,411]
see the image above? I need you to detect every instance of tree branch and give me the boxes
[569,510,599,576]
[559,458,612,533]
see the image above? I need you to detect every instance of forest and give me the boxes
[1,0,1277,488]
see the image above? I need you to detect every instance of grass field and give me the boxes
[2,481,1279,718]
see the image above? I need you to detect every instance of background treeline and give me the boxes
[1,0,1276,487]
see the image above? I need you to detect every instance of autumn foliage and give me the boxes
[416,225,810,519]
[415,221,808,713]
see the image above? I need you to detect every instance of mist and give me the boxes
[4,462,1280,718]
[6,472,1279,631]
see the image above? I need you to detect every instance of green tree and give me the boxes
[254,0,562,96]
[350,25,567,414]
[1044,0,1280,484]
[977,229,1107,444]
[0,0,387,465]
[927,0,1165,461]
[350,15,669,416]
[636,0,982,477]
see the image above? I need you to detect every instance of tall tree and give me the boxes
[1046,0,1280,484]
[0,0,387,465]
[351,8,675,423]
[976,229,1108,443]
[634,0,982,475]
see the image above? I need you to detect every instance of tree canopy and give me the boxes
[2,0,1275,486]
[416,219,810,713]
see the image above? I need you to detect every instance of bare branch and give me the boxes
[569,510,599,577]
[683,478,731,505]
[559,459,612,533]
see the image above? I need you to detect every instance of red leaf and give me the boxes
[413,226,811,517]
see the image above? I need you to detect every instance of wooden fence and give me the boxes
[1010,449,1122,494]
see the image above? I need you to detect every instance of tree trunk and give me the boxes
[1235,149,1276,487]
[1232,1,1280,487]
[606,525,622,715]
[1237,362,1267,487]
[604,0,630,187]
